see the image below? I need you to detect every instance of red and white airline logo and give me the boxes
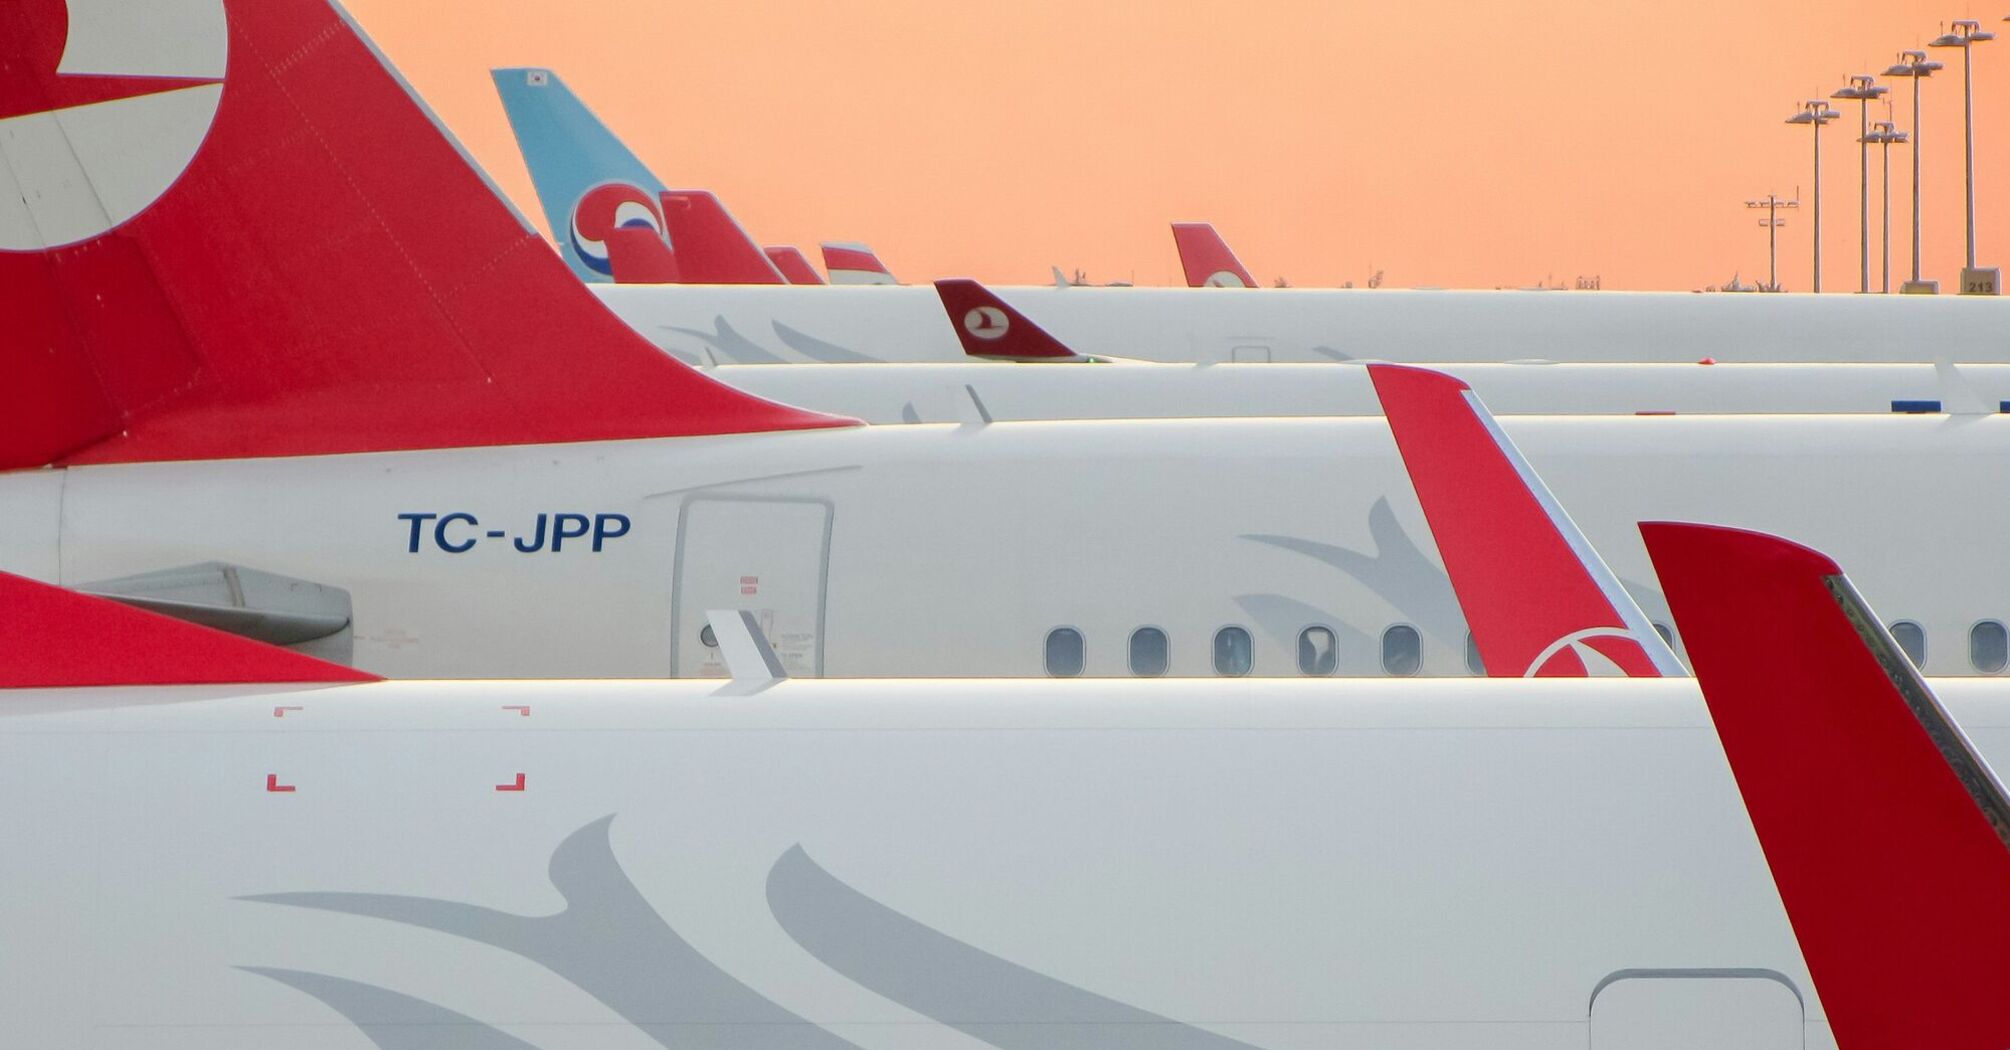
[1525,627,1655,677]
[962,305,1010,340]
[0,0,227,252]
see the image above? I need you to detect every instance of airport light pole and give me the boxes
[1787,100,1842,292]
[1832,75,1888,293]
[1863,122,1908,293]
[1931,20,1998,292]
[1746,195,1798,291]
[1884,50,1943,292]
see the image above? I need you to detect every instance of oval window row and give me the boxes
[1045,620,2010,677]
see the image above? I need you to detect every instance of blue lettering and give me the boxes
[513,514,548,553]
[398,512,437,553]
[551,513,591,552]
[435,512,479,554]
[592,513,631,552]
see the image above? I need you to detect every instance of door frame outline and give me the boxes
[669,494,835,677]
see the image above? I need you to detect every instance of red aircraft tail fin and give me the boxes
[1643,521,2010,1050]
[1171,222,1257,288]
[764,246,826,285]
[0,572,377,688]
[657,190,788,284]
[607,226,682,283]
[0,0,847,472]
[932,280,1084,361]
[1370,364,1679,677]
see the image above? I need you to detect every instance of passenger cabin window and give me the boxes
[1382,625,1422,677]
[1889,621,1927,669]
[1129,627,1169,677]
[1213,626,1253,677]
[1045,628,1085,678]
[1298,626,1338,676]
[1464,632,1485,676]
[1972,621,2008,673]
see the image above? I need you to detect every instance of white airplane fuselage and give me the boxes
[707,360,2010,423]
[598,284,2010,366]
[5,677,2008,1049]
[4,414,2009,679]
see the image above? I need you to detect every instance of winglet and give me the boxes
[1171,222,1257,288]
[0,572,377,688]
[658,191,788,284]
[821,242,897,285]
[1369,364,1680,677]
[933,280,1084,361]
[1642,522,2010,1048]
[704,610,788,684]
[764,246,827,285]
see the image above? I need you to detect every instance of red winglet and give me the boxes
[0,0,849,472]
[1642,522,2010,1049]
[1369,364,1675,677]
[763,246,825,285]
[606,226,682,284]
[656,191,788,284]
[1170,222,1257,288]
[0,572,378,688]
[932,280,1083,361]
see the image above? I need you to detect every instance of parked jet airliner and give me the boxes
[12,0,2010,685]
[1,524,2004,1049]
[491,67,2010,365]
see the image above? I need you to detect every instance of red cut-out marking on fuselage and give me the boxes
[496,773,526,792]
[272,705,303,717]
[0,0,221,121]
[502,705,530,716]
[265,774,295,793]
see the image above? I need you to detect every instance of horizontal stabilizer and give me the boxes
[81,563,352,647]
[1171,222,1257,288]
[0,572,376,688]
[1644,522,2010,1049]
[933,280,1084,361]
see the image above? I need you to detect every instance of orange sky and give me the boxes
[345,0,2000,292]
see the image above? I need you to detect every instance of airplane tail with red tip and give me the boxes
[932,280,1086,361]
[1368,364,1681,677]
[0,572,376,689]
[1644,522,2010,1049]
[658,190,789,284]
[1171,222,1257,288]
[822,241,898,285]
[764,246,826,285]
[0,0,850,474]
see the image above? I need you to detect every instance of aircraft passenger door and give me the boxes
[1589,971,1803,1050]
[672,497,832,677]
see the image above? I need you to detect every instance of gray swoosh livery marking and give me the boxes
[247,816,861,1050]
[243,967,544,1050]
[1242,497,1465,645]
[767,845,1267,1050]
[664,317,792,364]
[1232,593,1370,665]
[772,321,882,363]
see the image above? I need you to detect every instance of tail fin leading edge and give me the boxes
[764,246,826,285]
[1643,522,2010,1049]
[1368,364,1679,677]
